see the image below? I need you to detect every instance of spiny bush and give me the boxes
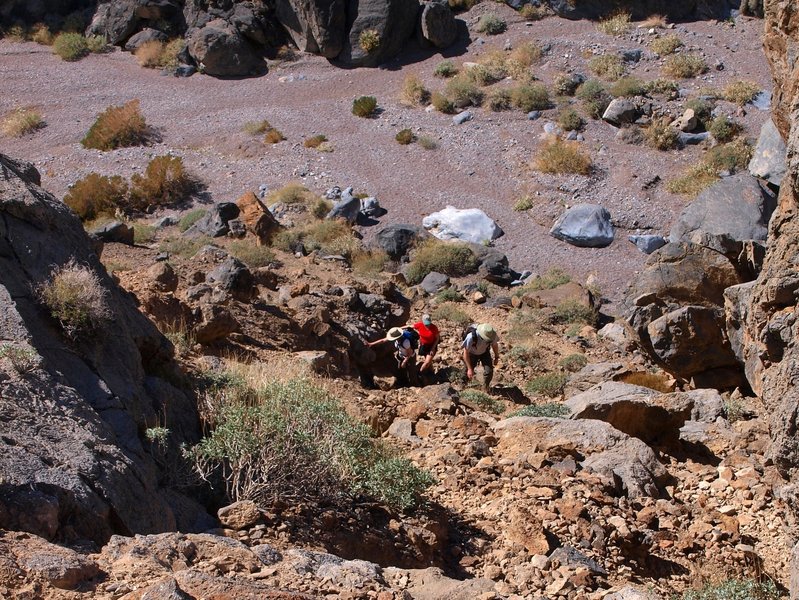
[179,208,207,232]
[577,79,611,119]
[4,24,28,42]
[406,239,479,285]
[650,34,683,55]
[52,32,88,61]
[511,402,569,418]
[476,14,506,35]
[82,100,150,151]
[396,128,415,144]
[645,117,680,151]
[511,83,550,112]
[682,578,779,600]
[597,12,630,37]
[708,115,740,143]
[264,128,285,144]
[445,75,484,108]
[128,155,198,210]
[434,60,458,78]
[229,240,276,268]
[558,107,583,131]
[534,136,592,175]
[431,302,471,325]
[64,173,129,221]
[559,353,588,372]
[135,38,184,70]
[609,76,646,98]
[526,373,569,398]
[37,259,111,338]
[359,29,380,53]
[588,54,625,81]
[185,376,433,510]
[431,91,456,114]
[487,88,513,111]
[352,96,378,117]
[722,80,760,106]
[663,53,708,78]
[519,4,547,20]
[552,299,596,325]
[460,390,504,414]
[401,74,431,106]
[304,134,328,148]
[2,107,45,137]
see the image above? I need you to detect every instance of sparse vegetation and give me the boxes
[708,115,740,142]
[487,88,513,111]
[0,344,39,374]
[513,195,535,211]
[135,40,184,69]
[522,268,571,291]
[597,12,630,36]
[508,344,541,368]
[434,60,458,78]
[431,302,471,325]
[81,99,150,151]
[553,73,583,96]
[52,32,88,61]
[645,117,680,151]
[559,353,588,372]
[2,107,45,137]
[351,249,388,277]
[396,128,416,144]
[507,310,545,343]
[682,579,779,600]
[229,240,276,268]
[577,79,611,119]
[352,95,378,117]
[132,222,156,244]
[557,107,584,131]
[686,97,715,127]
[243,120,272,135]
[401,74,431,106]
[445,75,484,108]
[667,138,753,196]
[359,29,381,54]
[460,390,504,414]
[645,78,679,98]
[511,83,550,112]
[64,173,129,221]
[609,76,646,98]
[264,128,286,144]
[511,402,570,418]
[267,183,319,206]
[304,134,328,148]
[418,135,438,150]
[526,372,569,398]
[534,136,592,175]
[650,34,683,55]
[31,23,54,45]
[128,155,198,211]
[431,91,456,114]
[552,299,596,325]
[179,208,207,232]
[617,371,673,392]
[639,14,667,28]
[436,288,465,303]
[663,53,708,78]
[519,4,547,21]
[160,235,215,258]
[406,239,479,285]
[476,14,506,35]
[588,54,626,81]
[722,80,760,106]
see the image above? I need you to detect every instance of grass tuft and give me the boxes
[722,80,760,106]
[400,74,431,106]
[534,136,592,175]
[588,54,626,81]
[597,12,631,37]
[406,239,479,285]
[650,34,683,55]
[663,53,708,78]
[476,14,506,35]
[2,107,45,137]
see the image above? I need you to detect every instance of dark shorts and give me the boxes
[469,350,493,372]
[419,343,436,357]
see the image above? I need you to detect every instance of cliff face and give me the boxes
[742,0,799,471]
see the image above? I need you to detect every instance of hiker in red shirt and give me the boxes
[413,314,440,377]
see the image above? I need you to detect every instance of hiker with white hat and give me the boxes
[367,326,419,387]
[461,323,500,392]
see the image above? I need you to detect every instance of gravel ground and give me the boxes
[0,8,772,309]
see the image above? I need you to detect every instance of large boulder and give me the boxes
[236,191,281,244]
[124,27,168,51]
[185,202,240,238]
[376,224,423,259]
[422,205,503,244]
[602,98,638,126]
[419,1,458,48]
[187,19,266,77]
[326,187,361,223]
[275,0,348,58]
[335,0,421,67]
[550,203,614,248]
[748,118,787,186]
[669,174,777,244]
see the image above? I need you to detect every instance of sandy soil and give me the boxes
[0,7,772,309]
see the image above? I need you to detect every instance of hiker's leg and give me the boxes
[480,351,494,391]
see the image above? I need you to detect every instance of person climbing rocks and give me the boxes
[461,323,500,393]
[413,314,440,380]
[368,326,419,387]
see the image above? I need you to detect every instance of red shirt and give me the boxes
[413,322,439,346]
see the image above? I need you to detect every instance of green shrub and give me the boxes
[476,14,506,35]
[525,373,569,398]
[230,240,276,268]
[445,75,483,108]
[511,83,550,112]
[304,134,328,148]
[351,249,388,277]
[508,344,541,367]
[513,195,534,211]
[434,60,458,78]
[511,402,569,417]
[559,353,587,372]
[128,155,197,210]
[517,267,571,292]
[160,235,214,258]
[663,53,708,78]
[436,287,464,303]
[85,35,108,54]
[401,74,431,106]
[708,115,740,142]
[552,299,596,325]
[179,208,207,231]
[487,88,513,111]
[431,302,470,325]
[431,91,456,114]
[418,135,438,150]
[534,137,592,175]
[553,73,582,96]
[685,97,715,127]
[132,223,156,244]
[460,389,504,414]
[682,579,779,600]
[646,117,680,151]
[406,239,479,284]
[352,96,378,117]
[722,80,760,106]
[64,173,129,221]
[609,76,646,98]
[588,54,625,81]
[37,259,110,339]
[557,107,583,131]
[359,29,380,53]
[576,79,611,118]
[650,34,683,55]
[396,128,415,144]
[185,376,433,511]
[645,78,679,98]
[52,32,88,61]
[2,107,45,137]
[0,343,40,374]
[597,12,630,37]
[82,99,149,151]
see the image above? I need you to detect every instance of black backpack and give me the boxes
[462,323,477,342]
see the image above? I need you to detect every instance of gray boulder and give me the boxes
[124,27,168,51]
[420,1,458,48]
[206,258,255,302]
[453,111,473,124]
[87,1,140,45]
[748,118,787,186]
[376,224,423,259]
[679,131,709,145]
[422,205,503,244]
[420,271,449,294]
[550,203,614,248]
[628,234,667,254]
[669,173,777,244]
[602,98,638,126]
[275,0,347,58]
[90,221,134,245]
[335,0,421,67]
[185,202,240,238]
[326,187,360,223]
[187,19,265,77]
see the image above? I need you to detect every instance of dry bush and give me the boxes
[663,53,708,78]
[445,75,484,108]
[609,76,646,98]
[588,54,626,81]
[576,79,611,118]
[82,99,150,150]
[304,134,328,148]
[507,41,543,78]
[469,51,508,85]
[267,183,318,205]
[31,23,54,45]
[86,35,108,54]
[2,107,45,137]
[64,173,129,221]
[597,12,631,37]
[352,249,388,277]
[406,239,479,284]
[667,139,753,196]
[519,4,548,20]
[650,34,683,55]
[511,83,550,111]
[487,88,513,111]
[128,155,198,210]
[229,240,276,268]
[646,117,680,151]
[645,78,679,98]
[476,14,506,35]
[722,80,760,106]
[639,14,667,28]
[3,24,27,41]
[418,135,438,150]
[708,115,740,143]
[400,74,430,106]
[358,29,380,53]
[617,371,673,392]
[558,107,583,131]
[534,136,592,175]
[244,120,271,135]
[553,73,583,96]
[264,128,285,144]
[135,40,166,68]
[431,91,456,113]
[434,60,458,78]
[513,195,534,211]
[395,128,415,144]
[37,259,111,338]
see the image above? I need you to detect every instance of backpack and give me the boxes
[401,328,419,350]
[462,323,477,342]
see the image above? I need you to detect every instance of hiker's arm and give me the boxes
[463,347,475,379]
[367,338,387,348]
[491,341,500,365]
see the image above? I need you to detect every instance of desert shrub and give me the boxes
[401,74,431,106]
[352,96,378,117]
[588,54,625,81]
[352,249,388,276]
[553,73,583,96]
[52,32,88,61]
[477,14,506,35]
[244,120,271,135]
[37,259,110,338]
[468,54,507,86]
[179,208,206,231]
[273,220,357,257]
[396,128,416,144]
[526,373,569,398]
[445,75,484,108]
[487,88,513,111]
[559,353,588,372]
[722,80,760,106]
[513,195,534,211]
[267,183,318,206]
[304,134,328,148]
[640,14,667,28]
[609,76,646,98]
[128,155,197,210]
[31,23,54,45]
[82,99,149,151]
[617,371,673,392]
[312,198,333,219]
[431,91,456,114]
[649,34,683,55]
[577,79,611,119]
[682,579,779,600]
[229,240,276,268]
[434,60,458,78]
[534,136,592,175]
[85,35,108,54]
[685,97,715,127]
[558,107,583,131]
[511,83,550,112]
[511,402,569,418]
[436,287,464,303]
[645,78,679,98]
[2,107,45,137]
[431,302,470,325]
[418,135,438,150]
[617,125,645,145]
[552,299,596,325]
[64,173,129,221]
[597,12,630,37]
[406,239,479,285]
[645,118,680,151]
[708,115,740,143]
[359,28,380,53]
[160,235,214,258]
[132,223,156,244]
[135,38,182,69]
[508,344,541,367]
[519,4,547,20]
[507,42,543,79]
[520,267,571,291]
[264,128,285,144]
[460,390,504,414]
[0,343,40,374]
[669,137,756,196]
[3,24,28,42]
[186,376,433,510]
[663,53,708,78]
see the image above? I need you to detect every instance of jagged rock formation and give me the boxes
[0,154,207,545]
[547,0,747,20]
